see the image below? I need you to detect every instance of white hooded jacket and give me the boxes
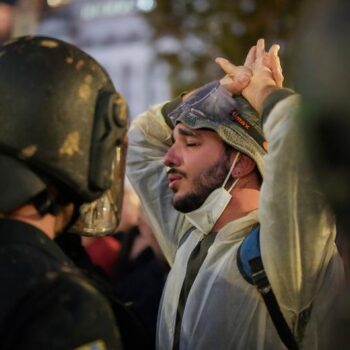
[127,93,344,349]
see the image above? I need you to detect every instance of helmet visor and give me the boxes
[71,140,126,236]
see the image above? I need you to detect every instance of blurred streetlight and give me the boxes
[47,0,69,8]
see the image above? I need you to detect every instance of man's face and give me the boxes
[163,123,232,213]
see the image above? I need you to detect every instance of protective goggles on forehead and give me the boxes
[166,80,266,150]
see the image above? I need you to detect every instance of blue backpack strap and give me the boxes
[237,225,299,350]
[237,225,261,284]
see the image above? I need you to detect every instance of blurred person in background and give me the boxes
[292,0,350,348]
[0,35,127,349]
[84,182,140,276]
[112,205,169,349]
[0,0,15,42]
[293,0,350,279]
[84,181,169,349]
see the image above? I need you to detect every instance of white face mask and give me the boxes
[185,152,241,234]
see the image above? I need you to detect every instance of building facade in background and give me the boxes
[37,0,170,119]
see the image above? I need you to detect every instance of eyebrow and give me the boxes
[171,127,199,143]
[178,127,198,137]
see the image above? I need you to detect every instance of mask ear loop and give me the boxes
[222,152,241,193]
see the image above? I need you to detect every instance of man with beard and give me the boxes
[127,39,344,349]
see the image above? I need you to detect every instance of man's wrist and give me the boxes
[242,82,278,114]
[255,85,280,114]
[260,88,296,125]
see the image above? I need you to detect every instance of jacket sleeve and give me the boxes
[126,103,188,265]
[259,93,343,327]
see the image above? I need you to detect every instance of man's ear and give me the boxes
[231,153,256,178]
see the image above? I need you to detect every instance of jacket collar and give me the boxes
[0,219,73,266]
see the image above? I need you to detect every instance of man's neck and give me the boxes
[212,183,260,232]
[6,204,56,239]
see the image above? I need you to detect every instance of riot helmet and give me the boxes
[0,36,128,235]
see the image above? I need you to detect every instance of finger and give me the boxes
[269,45,283,87]
[228,65,252,78]
[270,64,284,88]
[233,78,251,95]
[219,67,252,95]
[269,44,280,56]
[274,65,284,88]
[244,46,256,68]
[221,73,251,95]
[256,38,265,59]
[236,73,251,89]
[263,52,284,88]
[274,60,283,87]
[262,53,274,70]
[215,57,237,74]
[216,57,253,78]
[268,44,282,72]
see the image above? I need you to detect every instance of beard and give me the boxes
[172,152,231,213]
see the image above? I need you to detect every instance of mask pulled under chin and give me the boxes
[185,187,232,235]
[184,152,241,235]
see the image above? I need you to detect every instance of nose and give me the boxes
[163,144,181,168]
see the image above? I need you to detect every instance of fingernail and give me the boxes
[274,45,280,55]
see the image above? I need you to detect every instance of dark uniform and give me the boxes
[0,36,128,349]
[0,219,122,350]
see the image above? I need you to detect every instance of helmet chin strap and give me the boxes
[32,190,61,216]
[222,152,241,193]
